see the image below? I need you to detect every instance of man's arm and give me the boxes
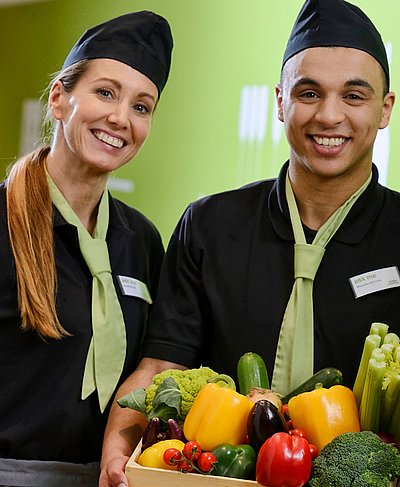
[99,357,186,487]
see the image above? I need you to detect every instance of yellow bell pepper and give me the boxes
[183,383,253,451]
[288,385,360,451]
[137,439,185,469]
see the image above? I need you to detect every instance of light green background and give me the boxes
[1,0,399,243]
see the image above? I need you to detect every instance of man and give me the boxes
[100,1,398,485]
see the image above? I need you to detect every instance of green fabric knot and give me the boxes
[80,239,111,276]
[294,243,325,280]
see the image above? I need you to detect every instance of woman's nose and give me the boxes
[107,102,130,128]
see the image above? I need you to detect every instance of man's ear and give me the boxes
[275,84,284,123]
[379,91,395,129]
[48,80,66,121]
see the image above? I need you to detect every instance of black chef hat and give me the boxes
[62,11,173,96]
[282,0,389,89]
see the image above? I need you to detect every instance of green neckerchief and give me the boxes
[271,170,372,395]
[46,172,126,412]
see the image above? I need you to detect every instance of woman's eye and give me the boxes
[97,88,113,98]
[134,103,151,114]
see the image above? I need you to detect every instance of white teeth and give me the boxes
[93,131,124,149]
[313,136,346,147]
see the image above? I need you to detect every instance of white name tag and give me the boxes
[117,275,153,304]
[349,266,400,299]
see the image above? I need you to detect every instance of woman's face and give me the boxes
[49,58,158,174]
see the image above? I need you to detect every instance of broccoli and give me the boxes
[117,366,236,423]
[308,431,400,487]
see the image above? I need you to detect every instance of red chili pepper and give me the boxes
[256,432,312,487]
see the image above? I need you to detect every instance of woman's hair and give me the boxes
[6,59,91,339]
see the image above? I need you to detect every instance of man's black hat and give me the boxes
[62,11,173,96]
[282,0,389,88]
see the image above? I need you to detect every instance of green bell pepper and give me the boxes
[211,443,256,480]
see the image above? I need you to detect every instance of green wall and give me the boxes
[1,0,399,244]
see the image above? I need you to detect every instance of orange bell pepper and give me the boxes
[288,385,360,451]
[183,383,253,451]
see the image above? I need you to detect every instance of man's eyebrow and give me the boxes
[344,78,375,94]
[292,78,320,89]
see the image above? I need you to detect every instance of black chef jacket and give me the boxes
[142,162,400,389]
[0,182,164,463]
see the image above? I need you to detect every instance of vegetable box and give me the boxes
[126,441,399,487]
[125,440,259,487]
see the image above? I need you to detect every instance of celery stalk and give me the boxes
[388,388,400,440]
[381,372,400,432]
[371,348,386,362]
[383,333,400,346]
[380,343,395,360]
[353,334,382,406]
[359,357,386,432]
[395,345,400,364]
[369,322,389,344]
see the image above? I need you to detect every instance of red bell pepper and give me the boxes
[255,432,312,487]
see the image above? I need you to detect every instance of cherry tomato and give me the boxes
[197,451,217,473]
[163,448,182,466]
[182,440,202,461]
[309,443,319,460]
[281,404,289,416]
[177,459,195,473]
[289,428,307,439]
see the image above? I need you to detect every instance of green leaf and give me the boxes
[148,404,180,425]
[117,387,147,413]
[152,377,182,421]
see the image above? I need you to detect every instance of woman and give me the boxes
[0,10,172,486]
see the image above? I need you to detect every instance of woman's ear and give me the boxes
[48,80,66,121]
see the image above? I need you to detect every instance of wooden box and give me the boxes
[125,441,399,487]
[125,441,259,487]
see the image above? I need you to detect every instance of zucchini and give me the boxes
[237,352,270,395]
[281,367,343,404]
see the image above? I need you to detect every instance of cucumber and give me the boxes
[281,367,343,404]
[237,352,270,395]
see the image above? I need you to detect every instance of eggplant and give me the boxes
[141,417,161,452]
[167,418,186,442]
[247,399,288,452]
[156,431,169,442]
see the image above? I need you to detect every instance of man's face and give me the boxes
[276,47,395,182]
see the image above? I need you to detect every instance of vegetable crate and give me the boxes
[126,441,259,487]
[126,442,400,487]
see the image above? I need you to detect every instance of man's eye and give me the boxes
[299,91,318,98]
[346,93,363,100]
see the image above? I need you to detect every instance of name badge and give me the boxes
[117,275,152,304]
[349,266,400,299]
